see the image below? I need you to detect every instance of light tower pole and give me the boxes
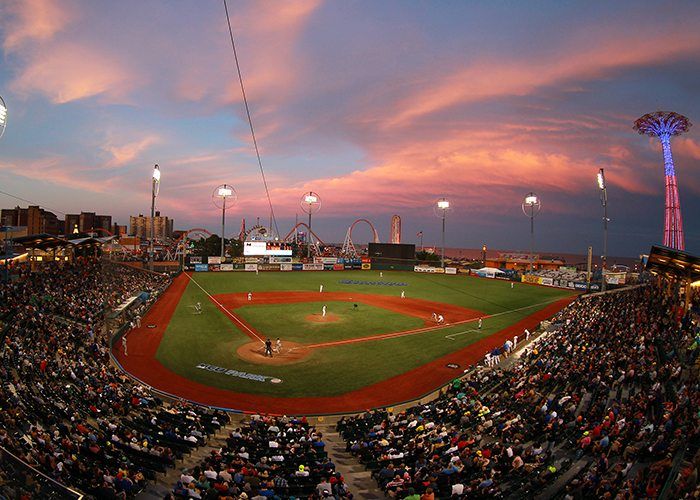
[213,184,236,260]
[150,164,160,269]
[0,96,9,282]
[521,193,541,274]
[597,168,608,291]
[434,198,450,268]
[634,111,692,250]
[300,192,321,259]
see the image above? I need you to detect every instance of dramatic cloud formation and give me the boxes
[0,0,699,256]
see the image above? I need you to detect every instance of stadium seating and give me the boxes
[337,284,700,498]
[0,259,228,498]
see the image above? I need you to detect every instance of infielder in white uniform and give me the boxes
[401,290,405,299]
[248,292,252,301]
[322,305,327,317]
[319,284,324,293]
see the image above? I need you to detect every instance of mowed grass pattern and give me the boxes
[155,271,573,397]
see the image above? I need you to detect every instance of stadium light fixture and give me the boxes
[0,95,6,140]
[434,197,451,268]
[149,164,161,270]
[300,191,321,259]
[598,168,609,291]
[521,192,541,274]
[213,184,236,259]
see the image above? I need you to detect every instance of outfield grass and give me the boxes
[234,301,425,344]
[155,271,573,397]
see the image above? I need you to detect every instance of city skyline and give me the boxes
[1,0,700,256]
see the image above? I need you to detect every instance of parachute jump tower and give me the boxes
[634,111,692,250]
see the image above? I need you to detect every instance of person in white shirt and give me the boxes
[319,284,324,293]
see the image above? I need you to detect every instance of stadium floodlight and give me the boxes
[434,197,450,268]
[300,191,321,258]
[521,192,541,274]
[213,184,236,259]
[0,95,7,139]
[598,168,609,291]
[149,164,161,269]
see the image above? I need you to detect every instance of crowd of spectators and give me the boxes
[338,282,700,499]
[0,258,227,498]
[170,414,352,499]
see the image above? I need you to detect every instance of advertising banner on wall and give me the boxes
[245,264,258,272]
[361,263,372,270]
[540,277,554,286]
[220,263,234,271]
[209,264,220,272]
[269,256,292,263]
[190,256,202,264]
[292,263,303,271]
[194,263,209,272]
[280,263,293,271]
[302,263,324,271]
[333,263,344,271]
[207,256,222,265]
[521,274,541,284]
[445,267,457,275]
[414,266,444,273]
[259,264,281,271]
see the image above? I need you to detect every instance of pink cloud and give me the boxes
[10,41,139,104]
[1,0,74,51]
[383,32,700,128]
[104,135,160,167]
[0,156,114,193]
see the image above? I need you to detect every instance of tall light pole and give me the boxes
[521,192,541,274]
[213,184,236,260]
[598,168,608,291]
[300,191,321,259]
[149,164,161,269]
[434,198,450,268]
[0,96,8,282]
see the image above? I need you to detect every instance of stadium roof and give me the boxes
[645,245,700,282]
[12,233,113,250]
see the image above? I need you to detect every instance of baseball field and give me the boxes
[114,270,575,414]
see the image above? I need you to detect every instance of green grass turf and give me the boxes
[155,271,574,398]
[233,301,425,344]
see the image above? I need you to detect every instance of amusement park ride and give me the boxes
[153,215,401,261]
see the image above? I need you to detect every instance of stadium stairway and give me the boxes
[136,423,234,499]
[317,422,384,499]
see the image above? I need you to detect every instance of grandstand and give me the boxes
[0,256,697,499]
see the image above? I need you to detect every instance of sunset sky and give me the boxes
[1,0,699,257]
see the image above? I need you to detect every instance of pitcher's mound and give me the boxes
[305,313,340,323]
[236,341,311,365]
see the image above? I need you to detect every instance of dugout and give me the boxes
[368,242,416,270]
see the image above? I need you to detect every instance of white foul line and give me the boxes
[445,329,479,340]
[185,273,265,344]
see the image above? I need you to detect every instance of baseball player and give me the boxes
[401,290,405,299]
[511,282,514,289]
[437,314,444,324]
[322,305,327,317]
[275,337,282,354]
[248,292,252,301]
[319,284,324,293]
[264,338,273,357]
[478,317,482,329]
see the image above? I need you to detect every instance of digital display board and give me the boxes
[244,241,293,256]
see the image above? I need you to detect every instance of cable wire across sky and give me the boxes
[223,0,280,238]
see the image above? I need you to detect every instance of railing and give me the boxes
[0,446,84,499]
